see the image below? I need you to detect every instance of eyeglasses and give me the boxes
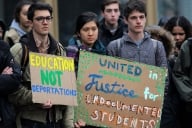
[172,33,185,36]
[34,16,53,23]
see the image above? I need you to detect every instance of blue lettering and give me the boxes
[99,58,142,76]
[85,74,137,98]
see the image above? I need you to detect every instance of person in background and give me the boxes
[164,16,192,128]
[67,11,106,74]
[9,2,74,128]
[0,20,6,40]
[164,16,192,68]
[145,25,181,128]
[66,11,105,128]
[158,16,170,28]
[0,40,21,128]
[98,0,127,47]
[172,37,192,128]
[4,0,33,46]
[107,0,167,68]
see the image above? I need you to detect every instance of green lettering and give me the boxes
[41,69,49,85]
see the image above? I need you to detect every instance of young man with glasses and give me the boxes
[9,2,74,128]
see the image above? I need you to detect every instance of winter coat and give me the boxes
[99,18,127,47]
[9,31,74,128]
[107,32,167,67]
[172,38,192,112]
[0,40,21,128]
[0,40,21,94]
[4,20,27,47]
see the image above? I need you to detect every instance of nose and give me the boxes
[42,19,48,24]
[174,35,181,40]
[88,30,93,35]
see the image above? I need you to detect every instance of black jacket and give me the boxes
[0,40,21,95]
[0,40,21,128]
[99,18,127,47]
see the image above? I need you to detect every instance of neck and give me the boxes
[19,24,31,33]
[128,31,144,42]
[105,21,118,30]
[33,30,48,43]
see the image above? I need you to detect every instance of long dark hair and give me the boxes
[164,16,192,40]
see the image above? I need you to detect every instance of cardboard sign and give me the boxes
[29,52,77,106]
[74,51,167,128]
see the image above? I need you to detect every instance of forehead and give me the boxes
[128,10,145,17]
[34,10,50,17]
[81,21,97,28]
[172,26,185,32]
[104,3,119,10]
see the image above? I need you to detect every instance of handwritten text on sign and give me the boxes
[29,52,77,106]
[74,51,166,127]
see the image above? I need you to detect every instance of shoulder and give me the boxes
[182,38,192,48]
[4,28,20,42]
[179,38,192,55]
[0,40,10,51]
[107,38,122,48]
[10,43,23,56]
[68,36,80,47]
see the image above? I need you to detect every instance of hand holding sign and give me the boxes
[42,99,52,109]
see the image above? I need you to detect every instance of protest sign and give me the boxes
[29,52,77,106]
[74,51,167,127]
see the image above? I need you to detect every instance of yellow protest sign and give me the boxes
[29,52,77,106]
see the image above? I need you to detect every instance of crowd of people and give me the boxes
[0,0,192,128]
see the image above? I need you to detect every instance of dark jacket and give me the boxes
[99,18,127,47]
[172,38,192,111]
[0,40,21,128]
[0,40,21,94]
[9,31,74,128]
[171,38,192,127]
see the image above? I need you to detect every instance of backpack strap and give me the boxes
[152,39,158,53]
[116,38,123,57]
[151,39,158,65]
[21,44,29,75]
[56,42,66,56]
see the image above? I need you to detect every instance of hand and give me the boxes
[74,119,86,128]
[42,99,52,109]
[2,66,13,74]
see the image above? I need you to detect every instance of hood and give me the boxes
[145,25,174,57]
[10,19,27,37]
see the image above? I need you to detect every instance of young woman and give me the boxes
[66,11,106,128]
[67,11,106,73]
[4,0,33,46]
[163,16,192,128]
[164,16,192,67]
